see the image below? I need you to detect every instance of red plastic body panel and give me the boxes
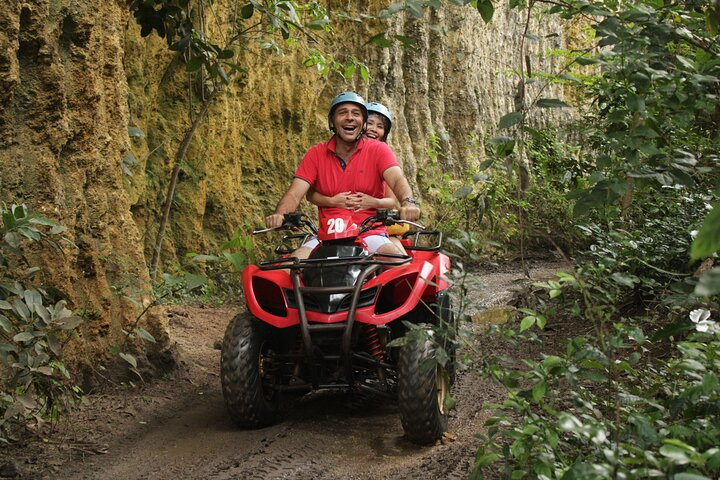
[243,248,451,329]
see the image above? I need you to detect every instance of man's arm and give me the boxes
[266,178,311,228]
[383,166,420,221]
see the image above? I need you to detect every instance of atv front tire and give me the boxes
[397,333,449,445]
[220,313,278,428]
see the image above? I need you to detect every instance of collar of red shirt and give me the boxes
[325,134,366,154]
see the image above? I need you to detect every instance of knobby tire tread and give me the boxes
[220,313,277,428]
[397,337,448,445]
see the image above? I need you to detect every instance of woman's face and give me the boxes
[365,114,387,142]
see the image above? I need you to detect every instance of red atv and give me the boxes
[220,210,456,445]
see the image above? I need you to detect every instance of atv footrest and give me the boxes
[352,352,393,370]
[269,383,352,392]
[356,382,396,399]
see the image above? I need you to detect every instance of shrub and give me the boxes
[0,204,81,442]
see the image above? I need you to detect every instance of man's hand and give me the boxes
[266,213,284,229]
[399,203,420,222]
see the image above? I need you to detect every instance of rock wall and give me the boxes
[0,0,169,373]
[0,0,564,368]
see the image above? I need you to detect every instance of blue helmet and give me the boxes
[366,102,393,138]
[328,91,368,131]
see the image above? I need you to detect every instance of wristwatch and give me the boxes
[401,196,418,205]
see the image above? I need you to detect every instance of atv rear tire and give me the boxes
[397,333,449,445]
[220,313,278,428]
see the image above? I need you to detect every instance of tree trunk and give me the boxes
[150,93,216,281]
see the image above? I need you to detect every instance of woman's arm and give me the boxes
[306,188,351,208]
[306,188,398,211]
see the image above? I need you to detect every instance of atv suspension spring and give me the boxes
[363,325,385,363]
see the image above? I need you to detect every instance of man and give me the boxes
[265,92,420,258]
[306,101,409,253]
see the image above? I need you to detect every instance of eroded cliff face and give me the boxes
[0,0,563,369]
[0,0,168,373]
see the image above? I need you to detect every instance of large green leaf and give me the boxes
[27,216,57,227]
[12,298,30,320]
[119,352,137,368]
[137,327,156,344]
[0,314,12,333]
[476,0,494,23]
[54,315,83,331]
[378,2,405,18]
[454,185,473,199]
[627,93,645,112]
[127,126,145,138]
[691,203,720,260]
[499,111,524,129]
[674,474,711,480]
[536,98,569,108]
[367,33,393,48]
[659,444,691,464]
[184,273,208,291]
[185,56,204,72]
[489,136,516,157]
[240,3,254,19]
[13,331,34,342]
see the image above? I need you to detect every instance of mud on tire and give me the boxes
[397,332,449,445]
[220,313,278,428]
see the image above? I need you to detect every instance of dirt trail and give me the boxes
[1,261,569,480]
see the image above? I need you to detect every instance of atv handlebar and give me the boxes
[359,209,425,234]
[253,212,318,236]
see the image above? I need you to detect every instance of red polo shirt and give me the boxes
[294,136,399,236]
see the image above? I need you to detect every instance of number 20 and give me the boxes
[327,218,346,234]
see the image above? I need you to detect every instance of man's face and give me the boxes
[331,103,365,144]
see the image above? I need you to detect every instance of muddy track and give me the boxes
[1,261,569,480]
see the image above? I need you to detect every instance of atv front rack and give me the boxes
[403,229,443,252]
[259,253,411,392]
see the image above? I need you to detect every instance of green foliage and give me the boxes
[474,266,720,479]
[459,0,720,460]
[486,0,720,245]
[129,0,368,85]
[135,225,255,307]
[1,204,68,269]
[565,2,718,221]
[463,3,720,472]
[469,161,718,478]
[421,127,581,261]
[0,204,81,442]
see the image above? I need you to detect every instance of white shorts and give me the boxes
[301,234,392,254]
